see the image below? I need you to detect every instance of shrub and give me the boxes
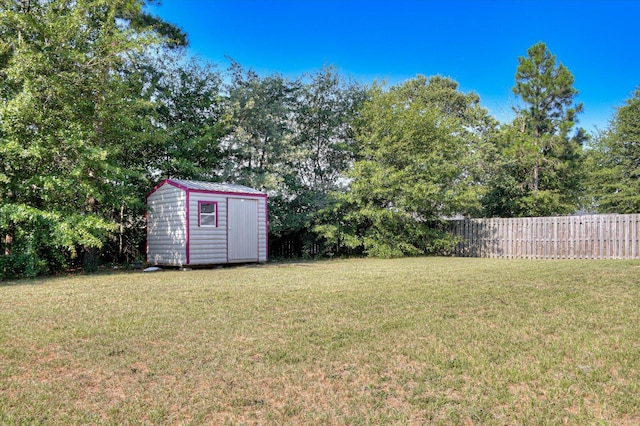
[0,204,114,279]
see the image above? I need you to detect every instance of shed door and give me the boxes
[227,198,259,262]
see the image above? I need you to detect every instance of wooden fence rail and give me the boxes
[449,214,640,259]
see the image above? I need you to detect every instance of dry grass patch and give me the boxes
[1,257,639,424]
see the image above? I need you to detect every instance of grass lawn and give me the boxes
[1,257,639,425]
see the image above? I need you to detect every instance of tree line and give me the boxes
[1,0,638,278]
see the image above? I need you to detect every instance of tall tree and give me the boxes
[276,66,367,253]
[483,42,585,217]
[293,66,366,194]
[585,88,640,213]
[153,56,227,181]
[0,0,185,276]
[220,62,301,236]
[221,62,297,189]
[324,76,493,257]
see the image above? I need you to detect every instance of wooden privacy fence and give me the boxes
[450,214,640,259]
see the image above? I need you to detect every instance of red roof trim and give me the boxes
[146,179,191,199]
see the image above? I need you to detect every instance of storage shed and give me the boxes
[146,179,268,267]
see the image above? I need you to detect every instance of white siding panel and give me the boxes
[147,183,187,266]
[188,194,228,265]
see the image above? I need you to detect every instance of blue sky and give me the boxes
[147,0,640,132]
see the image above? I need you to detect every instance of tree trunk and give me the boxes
[119,204,125,262]
[533,127,540,192]
[533,154,539,191]
[3,234,11,255]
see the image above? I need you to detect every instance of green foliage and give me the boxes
[329,76,492,256]
[283,67,367,252]
[0,204,114,279]
[153,56,227,180]
[221,62,301,238]
[482,42,585,217]
[222,61,299,190]
[293,66,366,194]
[513,42,583,139]
[0,0,183,276]
[223,64,366,245]
[585,88,640,213]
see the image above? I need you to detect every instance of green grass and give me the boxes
[1,257,639,425]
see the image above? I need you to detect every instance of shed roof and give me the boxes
[166,179,265,195]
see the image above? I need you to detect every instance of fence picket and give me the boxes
[449,214,640,260]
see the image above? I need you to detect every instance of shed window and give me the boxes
[199,202,217,227]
